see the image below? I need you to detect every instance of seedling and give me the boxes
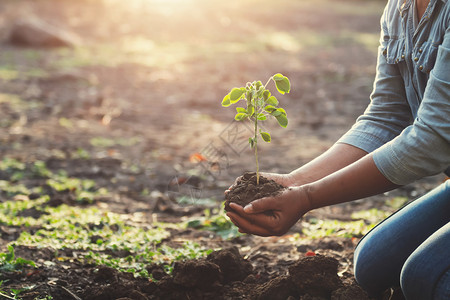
[222,73,291,184]
[0,245,36,273]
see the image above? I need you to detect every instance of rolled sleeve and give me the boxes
[373,29,450,185]
[338,44,412,154]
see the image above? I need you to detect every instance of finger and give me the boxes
[229,202,278,229]
[228,202,244,212]
[227,201,281,232]
[227,211,273,236]
[243,196,279,214]
[227,209,278,236]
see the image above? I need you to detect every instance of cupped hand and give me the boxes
[225,186,312,236]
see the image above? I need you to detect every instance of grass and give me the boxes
[9,203,214,278]
[2,198,214,278]
[0,158,215,279]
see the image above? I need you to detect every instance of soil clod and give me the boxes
[225,172,285,210]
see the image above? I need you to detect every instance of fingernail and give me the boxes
[243,204,252,212]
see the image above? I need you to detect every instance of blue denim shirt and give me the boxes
[339,0,450,185]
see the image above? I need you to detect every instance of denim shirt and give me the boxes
[339,0,450,185]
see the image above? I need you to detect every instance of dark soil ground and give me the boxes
[0,0,446,299]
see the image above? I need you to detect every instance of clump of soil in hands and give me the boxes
[225,172,286,210]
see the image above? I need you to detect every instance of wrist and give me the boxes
[299,184,315,212]
[287,171,314,186]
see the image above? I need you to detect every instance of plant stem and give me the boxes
[264,76,273,89]
[254,109,260,185]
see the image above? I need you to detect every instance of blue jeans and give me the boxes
[354,180,450,299]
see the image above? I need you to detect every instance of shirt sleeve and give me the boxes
[372,25,450,185]
[339,7,450,185]
[338,5,413,161]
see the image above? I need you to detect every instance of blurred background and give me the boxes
[2,0,445,215]
[0,0,388,189]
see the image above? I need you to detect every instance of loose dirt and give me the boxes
[224,172,285,210]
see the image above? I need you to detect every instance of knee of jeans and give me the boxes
[400,253,430,300]
[400,257,414,298]
[353,237,372,288]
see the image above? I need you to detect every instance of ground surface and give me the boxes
[0,0,445,299]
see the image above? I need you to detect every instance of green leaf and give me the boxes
[236,107,247,113]
[271,110,281,117]
[248,137,255,148]
[187,220,202,228]
[263,90,271,101]
[257,113,267,121]
[260,132,271,142]
[275,114,288,127]
[273,74,291,94]
[277,108,287,115]
[229,88,246,102]
[15,257,36,268]
[221,94,231,107]
[273,73,284,81]
[257,87,264,98]
[234,113,247,121]
[264,105,277,113]
[246,91,253,102]
[5,245,15,262]
[267,96,279,106]
[255,99,264,107]
[247,104,255,116]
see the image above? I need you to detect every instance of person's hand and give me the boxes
[226,186,312,236]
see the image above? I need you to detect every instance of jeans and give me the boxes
[354,180,450,299]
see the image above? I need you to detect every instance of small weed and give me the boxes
[0,245,36,273]
[186,205,241,239]
[300,208,390,239]
[31,161,52,179]
[0,158,52,181]
[0,158,26,181]
[74,148,91,159]
[46,171,108,204]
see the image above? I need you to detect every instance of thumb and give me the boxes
[243,197,277,214]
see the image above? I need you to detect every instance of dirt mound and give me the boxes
[4,246,370,299]
[81,248,369,300]
[225,172,285,210]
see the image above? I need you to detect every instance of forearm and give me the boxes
[288,143,368,185]
[304,153,399,209]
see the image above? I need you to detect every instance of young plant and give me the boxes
[221,73,291,184]
[0,245,36,273]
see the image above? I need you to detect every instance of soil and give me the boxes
[4,246,371,300]
[224,172,285,210]
[0,0,445,299]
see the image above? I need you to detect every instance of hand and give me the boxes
[226,186,312,236]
